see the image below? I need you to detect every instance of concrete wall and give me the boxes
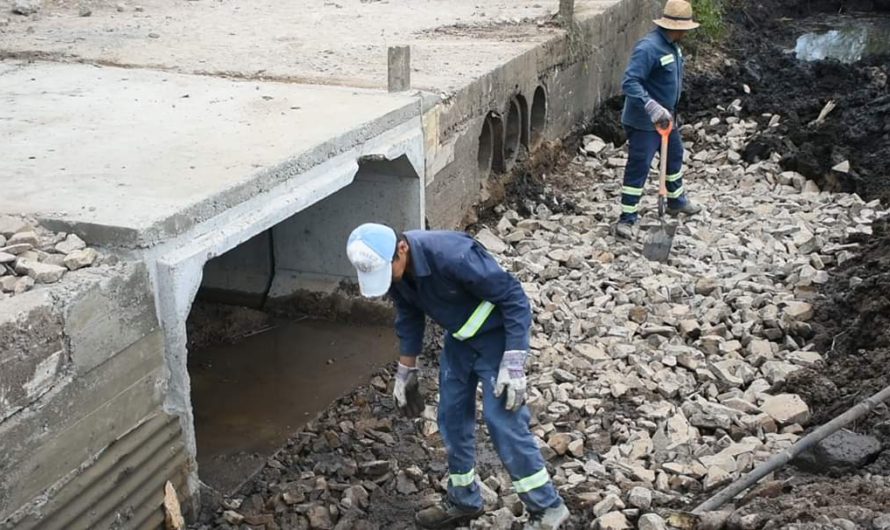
[200,231,273,308]
[269,154,423,296]
[197,154,424,303]
[0,263,188,530]
[424,0,660,229]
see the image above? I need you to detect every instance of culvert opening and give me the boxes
[185,156,420,495]
[530,86,547,147]
[504,98,522,167]
[488,112,506,174]
[478,115,493,175]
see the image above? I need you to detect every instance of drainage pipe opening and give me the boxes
[530,85,547,147]
[477,116,493,176]
[504,98,522,168]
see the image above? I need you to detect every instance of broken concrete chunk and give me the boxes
[832,160,851,173]
[596,511,631,530]
[584,136,607,155]
[8,231,39,247]
[0,215,31,237]
[783,301,814,321]
[678,319,701,339]
[307,504,333,529]
[64,248,98,270]
[222,511,244,525]
[0,276,17,292]
[14,258,66,284]
[761,394,810,425]
[0,243,32,255]
[695,276,719,295]
[761,361,800,384]
[55,233,87,254]
[475,228,508,254]
[703,465,731,491]
[547,433,572,456]
[637,513,668,530]
[12,0,41,15]
[0,252,15,264]
[14,276,35,294]
[627,486,652,510]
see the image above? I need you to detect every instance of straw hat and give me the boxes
[653,0,700,31]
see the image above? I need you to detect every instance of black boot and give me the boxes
[415,499,484,529]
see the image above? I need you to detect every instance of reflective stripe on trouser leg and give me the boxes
[665,127,688,207]
[620,126,661,223]
[667,185,685,199]
[477,346,562,512]
[450,468,476,487]
[513,468,551,494]
[439,338,483,510]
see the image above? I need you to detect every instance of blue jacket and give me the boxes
[621,28,684,131]
[390,230,531,356]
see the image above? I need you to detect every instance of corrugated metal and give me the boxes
[10,412,190,530]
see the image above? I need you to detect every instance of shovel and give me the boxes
[642,123,677,263]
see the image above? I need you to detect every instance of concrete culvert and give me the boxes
[530,85,547,147]
[477,115,493,176]
[504,98,522,168]
[183,155,422,495]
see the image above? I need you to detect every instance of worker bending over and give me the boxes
[346,223,569,530]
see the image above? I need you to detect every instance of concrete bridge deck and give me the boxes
[0,61,419,247]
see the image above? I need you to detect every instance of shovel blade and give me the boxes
[642,223,676,263]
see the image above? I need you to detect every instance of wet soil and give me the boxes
[682,1,890,203]
[470,139,580,230]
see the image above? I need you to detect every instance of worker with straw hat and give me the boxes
[614,0,703,240]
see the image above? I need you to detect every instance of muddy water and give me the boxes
[189,318,398,494]
[795,17,890,62]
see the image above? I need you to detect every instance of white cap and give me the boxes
[346,223,397,297]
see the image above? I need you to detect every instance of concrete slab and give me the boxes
[0,0,619,92]
[0,61,420,247]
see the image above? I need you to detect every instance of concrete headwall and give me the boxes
[424,0,659,229]
[0,263,188,530]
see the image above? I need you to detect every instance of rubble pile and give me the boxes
[0,215,100,298]
[195,112,890,530]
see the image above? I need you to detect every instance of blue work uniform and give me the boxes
[390,230,562,514]
[619,28,689,223]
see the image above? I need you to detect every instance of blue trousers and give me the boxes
[619,125,688,224]
[438,332,562,513]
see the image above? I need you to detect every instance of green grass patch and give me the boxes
[688,0,726,49]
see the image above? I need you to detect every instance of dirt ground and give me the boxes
[683,0,890,203]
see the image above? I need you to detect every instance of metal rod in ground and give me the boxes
[693,384,890,514]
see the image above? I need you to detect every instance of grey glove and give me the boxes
[644,99,672,128]
[393,362,424,418]
[494,350,528,412]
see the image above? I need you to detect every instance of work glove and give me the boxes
[494,350,528,412]
[393,362,424,418]
[644,99,673,129]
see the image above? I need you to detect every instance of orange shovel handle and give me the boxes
[656,122,672,197]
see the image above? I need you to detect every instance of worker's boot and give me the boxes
[614,221,635,240]
[666,200,702,217]
[415,499,484,529]
[523,502,570,530]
